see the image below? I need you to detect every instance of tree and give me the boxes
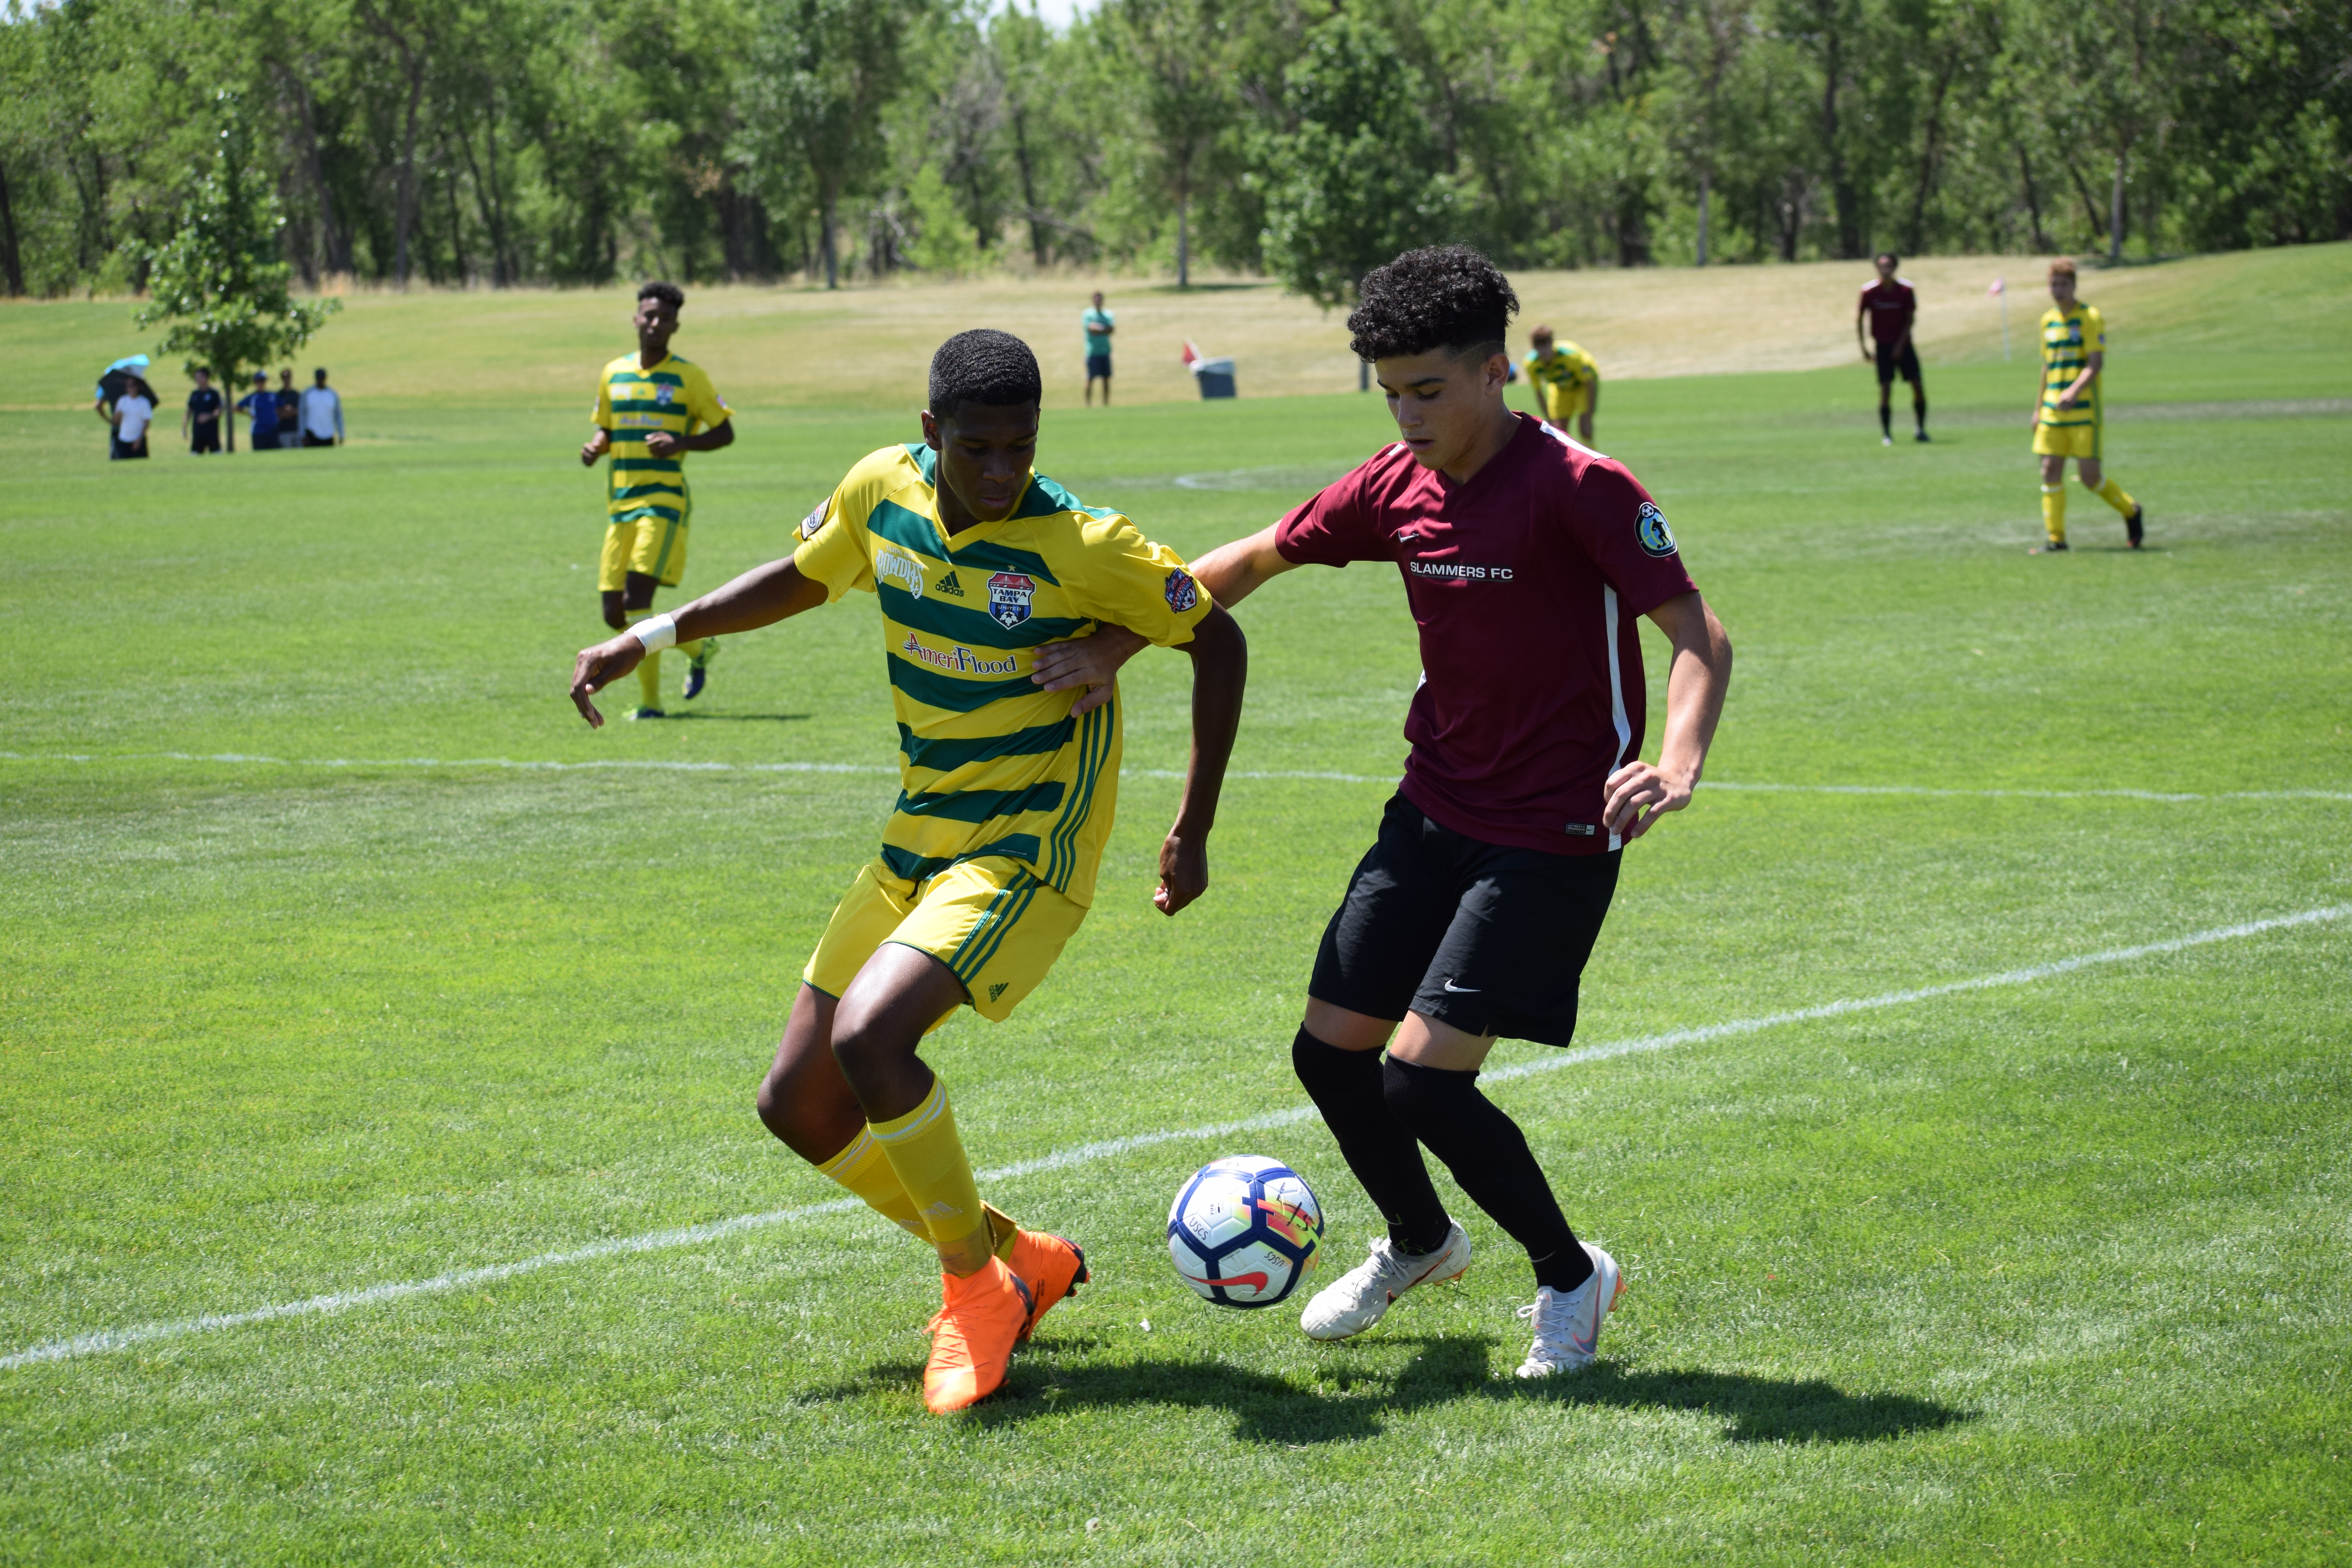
[1256,14,1455,327]
[1105,0,1233,287]
[138,96,339,452]
[737,0,926,288]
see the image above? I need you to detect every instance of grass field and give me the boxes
[4,243,2349,1565]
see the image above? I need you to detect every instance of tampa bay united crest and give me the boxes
[987,571,1035,629]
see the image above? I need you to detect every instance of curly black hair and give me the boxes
[1347,245,1519,364]
[637,279,686,313]
[929,328,1043,416]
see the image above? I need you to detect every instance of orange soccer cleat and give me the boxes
[922,1256,1034,1414]
[1007,1230,1089,1339]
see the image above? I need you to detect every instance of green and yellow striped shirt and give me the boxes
[792,444,1213,906]
[594,352,729,524]
[2037,304,2105,428]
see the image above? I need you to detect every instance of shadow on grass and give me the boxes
[814,1336,1971,1446]
[653,711,812,722]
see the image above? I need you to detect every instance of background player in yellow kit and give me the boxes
[567,330,1248,1414]
[1522,325,1599,444]
[2031,258,2145,554]
[580,281,736,715]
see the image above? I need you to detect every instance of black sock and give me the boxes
[1915,397,1927,433]
[1291,1028,1450,1254]
[1383,1057,1593,1293]
[1878,404,1891,438]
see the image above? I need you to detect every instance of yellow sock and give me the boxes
[2095,476,2138,517]
[674,636,705,661]
[870,1076,991,1275]
[813,1126,928,1240]
[2041,483,2067,544]
[634,648,663,710]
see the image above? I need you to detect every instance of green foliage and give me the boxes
[0,0,2343,295]
[1256,14,1457,307]
[134,96,338,395]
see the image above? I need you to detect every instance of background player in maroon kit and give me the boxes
[1036,246,1732,1379]
[1858,251,1929,445]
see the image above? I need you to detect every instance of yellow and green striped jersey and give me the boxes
[2037,303,2105,428]
[792,444,1214,906]
[1523,343,1597,424]
[593,352,730,524]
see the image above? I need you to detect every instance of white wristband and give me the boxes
[632,613,678,653]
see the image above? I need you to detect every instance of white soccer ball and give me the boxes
[1166,1155,1325,1308]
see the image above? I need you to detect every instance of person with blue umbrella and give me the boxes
[94,355,149,454]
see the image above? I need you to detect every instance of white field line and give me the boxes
[2,751,2347,801]
[5,902,2343,1375]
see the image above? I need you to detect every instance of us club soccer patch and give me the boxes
[987,571,1036,629]
[1164,568,1200,613]
[797,499,829,541]
[1636,501,1678,558]
[655,384,675,406]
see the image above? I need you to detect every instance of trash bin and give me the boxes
[1192,356,1236,399]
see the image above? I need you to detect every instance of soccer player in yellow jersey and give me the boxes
[580,281,736,716]
[1521,325,1599,444]
[568,330,1247,1414]
[2031,258,2145,553]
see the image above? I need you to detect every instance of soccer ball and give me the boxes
[1166,1155,1325,1308]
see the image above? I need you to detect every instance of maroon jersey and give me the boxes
[1275,415,1698,855]
[1860,278,1917,345]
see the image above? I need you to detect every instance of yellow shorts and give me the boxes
[1540,388,1589,424]
[2032,419,2101,460]
[599,515,689,591]
[804,856,1087,1026]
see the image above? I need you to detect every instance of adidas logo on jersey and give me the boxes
[938,570,966,597]
[989,982,1009,1001]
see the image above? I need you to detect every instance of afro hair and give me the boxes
[637,279,686,313]
[1347,245,1519,364]
[928,328,1044,416]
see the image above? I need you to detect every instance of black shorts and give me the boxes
[1309,793,1620,1048]
[1086,353,1112,380]
[1875,340,1922,385]
[191,424,220,454]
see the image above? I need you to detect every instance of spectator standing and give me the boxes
[238,371,281,450]
[111,377,156,460]
[275,369,300,445]
[1083,290,1114,406]
[184,368,223,454]
[299,368,344,446]
[94,354,148,454]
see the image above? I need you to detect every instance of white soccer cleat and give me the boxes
[1299,1220,1471,1341]
[1514,1242,1624,1378]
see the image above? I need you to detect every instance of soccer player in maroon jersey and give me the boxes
[1858,252,1929,445]
[1034,246,1732,1377]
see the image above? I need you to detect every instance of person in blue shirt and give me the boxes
[237,371,281,450]
[1083,291,1114,406]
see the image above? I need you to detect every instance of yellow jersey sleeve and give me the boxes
[1057,513,1214,648]
[682,362,729,432]
[2082,306,2106,353]
[593,362,616,428]
[1570,347,1599,383]
[792,447,909,601]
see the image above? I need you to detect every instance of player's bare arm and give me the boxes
[579,426,611,466]
[2057,350,2100,410]
[1155,605,1246,917]
[1028,522,1290,708]
[645,418,733,459]
[1580,372,1599,443]
[1601,589,1732,840]
[570,555,826,726]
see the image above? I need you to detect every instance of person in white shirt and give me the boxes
[299,368,345,447]
[111,378,155,461]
